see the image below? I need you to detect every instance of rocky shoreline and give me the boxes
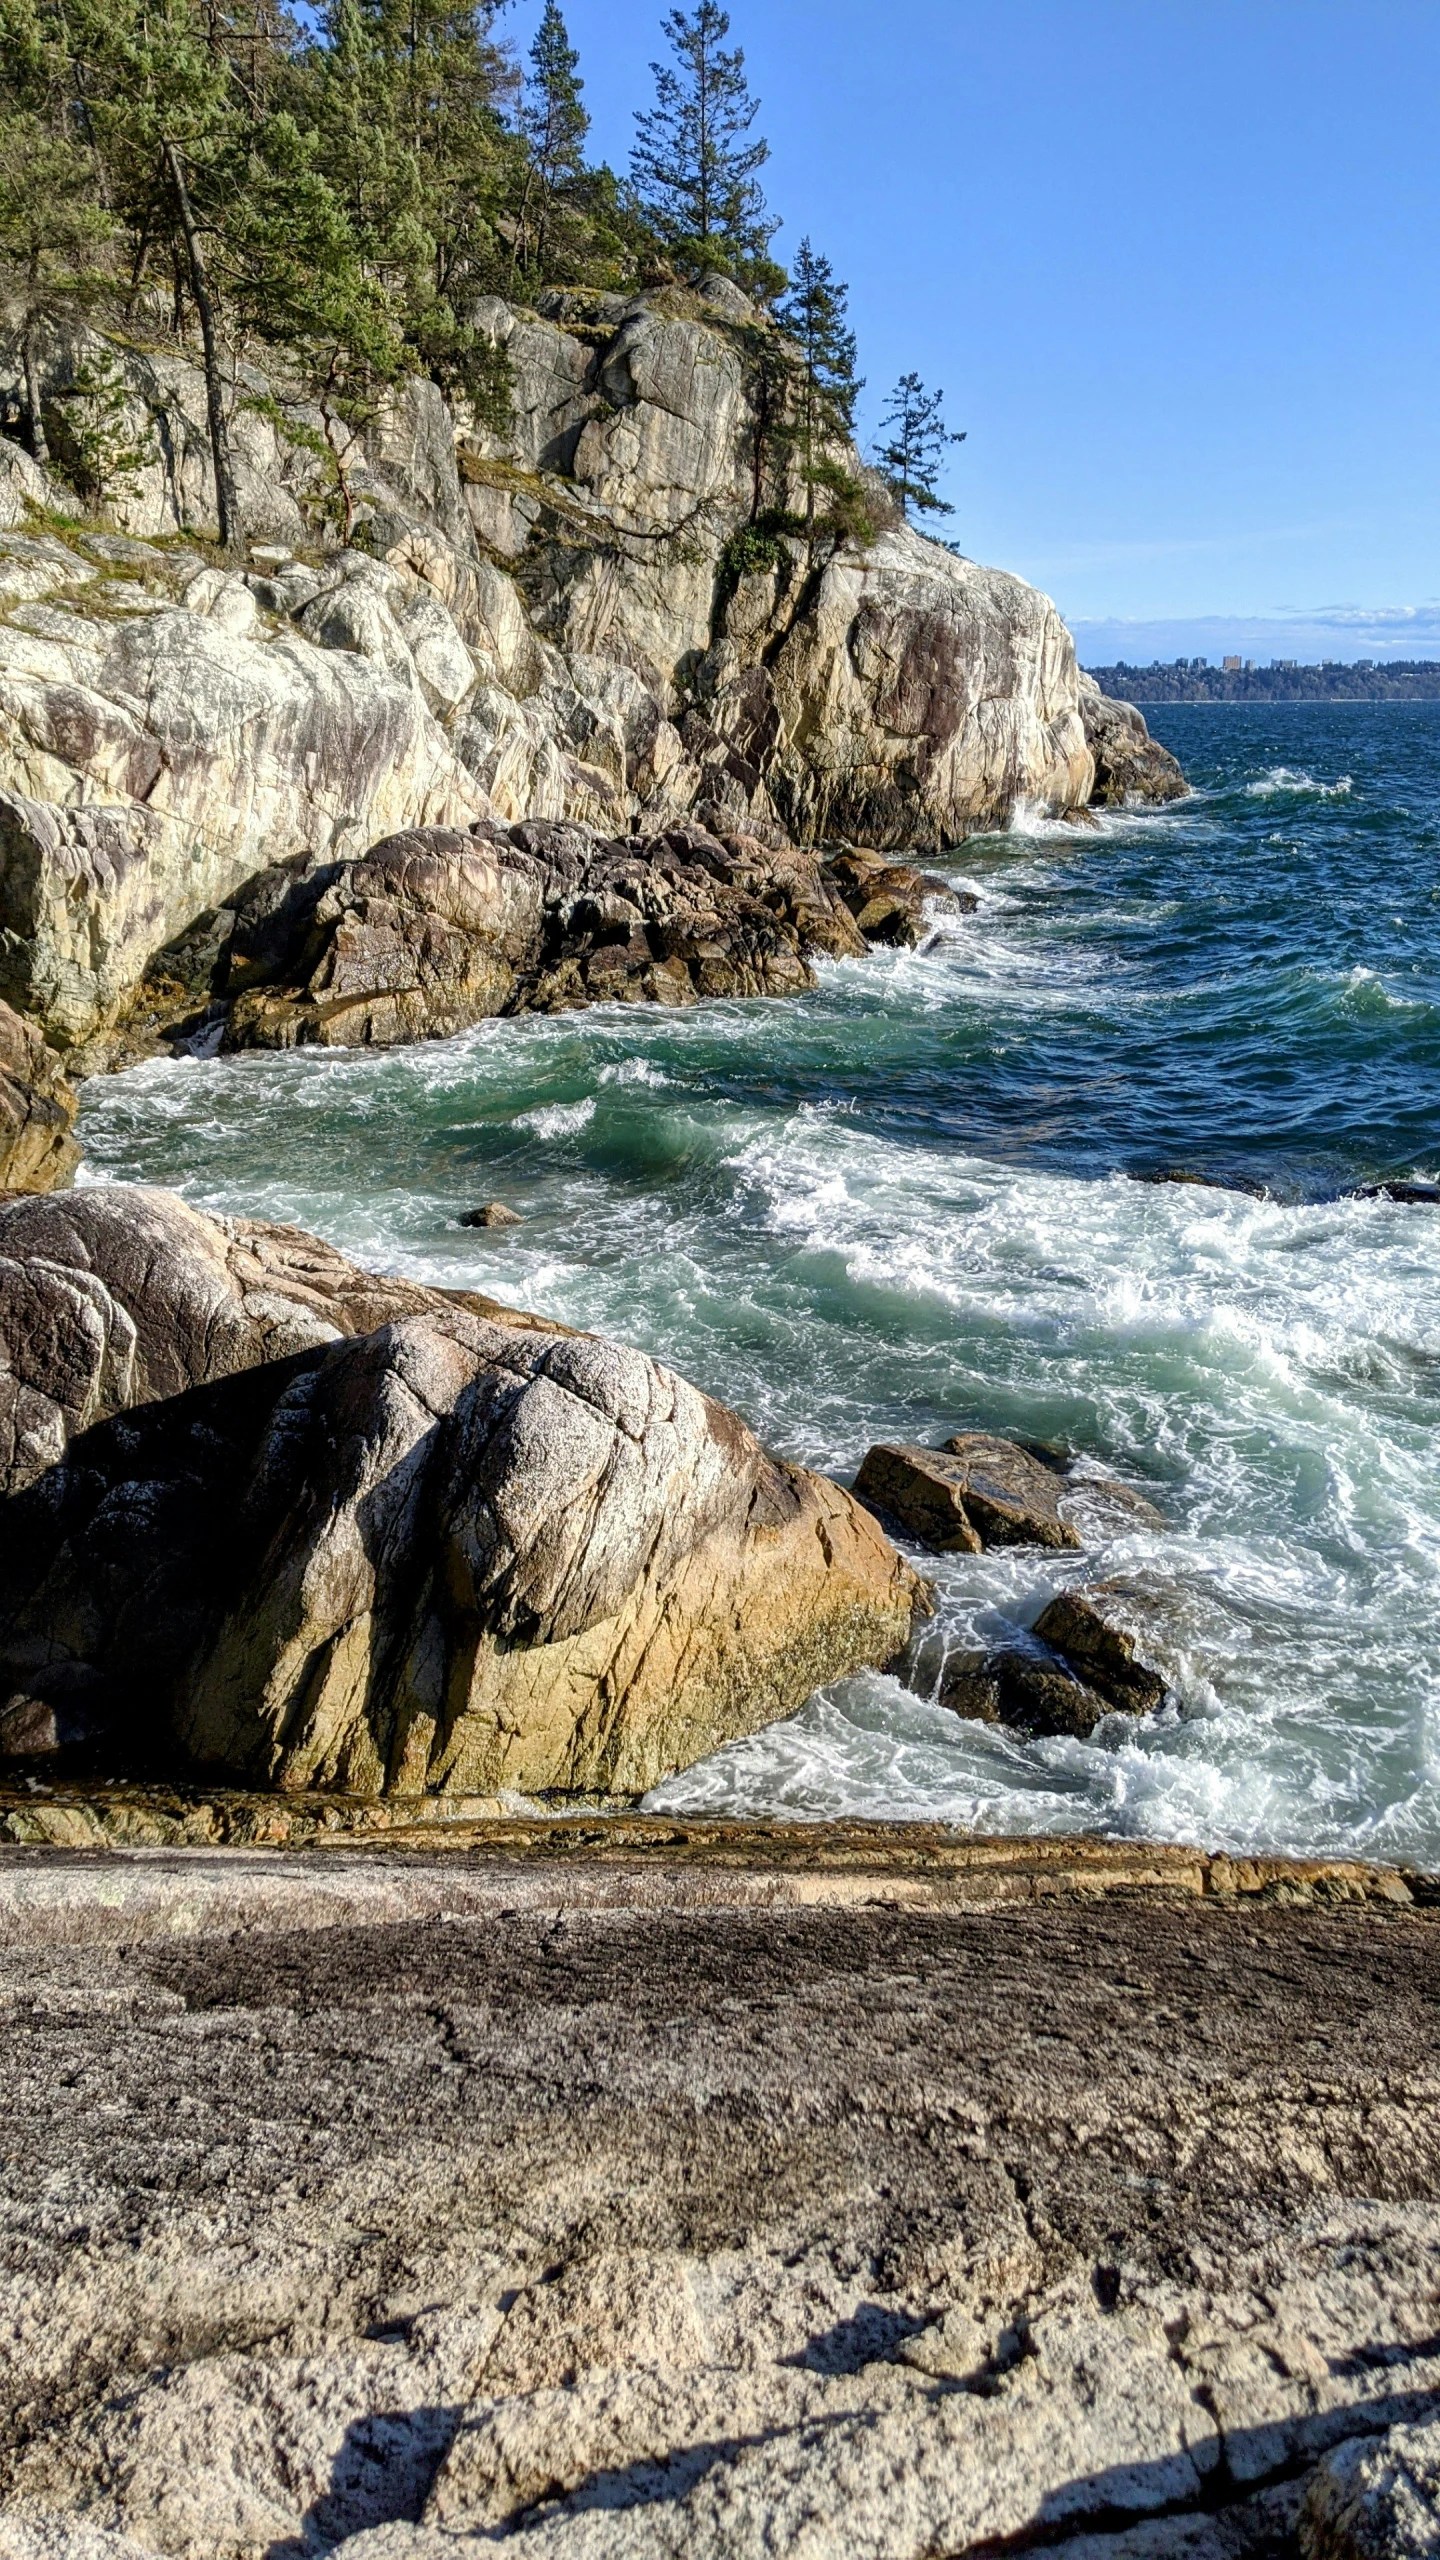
[12,288,1437,2560]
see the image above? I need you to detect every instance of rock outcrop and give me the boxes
[1079,672,1188,806]
[0,1001,77,1193]
[0,1187,921,1795]
[133,814,934,1054]
[0,302,1182,1054]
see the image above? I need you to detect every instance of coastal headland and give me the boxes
[1,152,1434,2560]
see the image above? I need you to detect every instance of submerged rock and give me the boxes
[855,1432,1165,1554]
[0,1301,922,1799]
[0,1001,79,1194]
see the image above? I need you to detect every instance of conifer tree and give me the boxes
[515,2,587,281]
[875,372,965,522]
[0,113,113,466]
[777,236,860,528]
[630,3,777,285]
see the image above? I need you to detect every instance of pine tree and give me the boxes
[0,112,114,467]
[515,1,587,281]
[874,372,965,522]
[629,2,777,285]
[224,105,413,543]
[777,236,861,529]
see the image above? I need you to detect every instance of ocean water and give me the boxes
[79,704,1440,1861]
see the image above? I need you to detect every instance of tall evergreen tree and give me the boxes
[777,236,860,528]
[0,113,113,466]
[515,2,587,280]
[629,2,776,284]
[874,371,965,522]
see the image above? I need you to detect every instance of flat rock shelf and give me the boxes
[1,1822,1438,2560]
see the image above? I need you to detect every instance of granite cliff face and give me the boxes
[0,295,1182,1061]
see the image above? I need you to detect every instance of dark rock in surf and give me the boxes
[1032,1583,1167,1716]
[1135,1167,1271,1199]
[1351,1181,1440,1207]
[937,1644,1113,1741]
[461,1202,524,1229]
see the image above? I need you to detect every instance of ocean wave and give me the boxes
[513,1095,598,1137]
[1246,766,1354,798]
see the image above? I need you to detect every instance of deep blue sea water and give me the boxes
[80,704,1440,1860]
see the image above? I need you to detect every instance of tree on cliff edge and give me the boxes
[777,237,862,531]
[514,2,588,281]
[875,372,965,525]
[630,2,779,291]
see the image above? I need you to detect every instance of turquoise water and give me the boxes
[80,705,1440,1860]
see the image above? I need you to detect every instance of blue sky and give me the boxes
[505,0,1440,663]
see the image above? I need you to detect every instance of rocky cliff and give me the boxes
[0,292,1183,1069]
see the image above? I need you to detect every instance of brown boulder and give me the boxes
[856,1433,1165,1554]
[0,1001,80,1195]
[1032,1583,1168,1716]
[853,1444,984,1553]
[937,1646,1112,1741]
[0,1307,923,1799]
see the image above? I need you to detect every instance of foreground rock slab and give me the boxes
[0,1838,1435,2558]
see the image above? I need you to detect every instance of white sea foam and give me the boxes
[599,1058,671,1087]
[513,1095,598,1137]
[1247,766,1353,798]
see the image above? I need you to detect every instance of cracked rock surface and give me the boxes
[0,1873,1436,2557]
[0,1184,558,1499]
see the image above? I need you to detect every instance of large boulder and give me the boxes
[0,1300,922,1799]
[0,1001,79,1194]
[0,1183,559,1498]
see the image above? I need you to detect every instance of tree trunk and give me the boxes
[162,138,242,557]
[20,319,49,469]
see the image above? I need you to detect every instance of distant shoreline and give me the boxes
[1086,659,1440,706]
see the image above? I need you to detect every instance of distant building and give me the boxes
[1222,656,1242,672]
